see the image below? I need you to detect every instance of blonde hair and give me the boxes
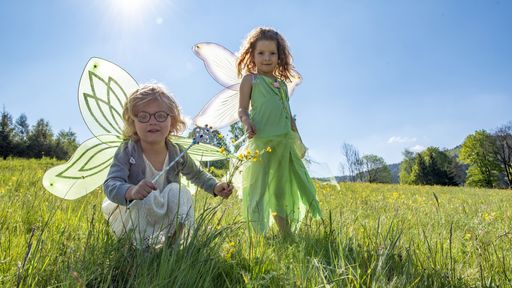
[122,84,186,141]
[237,27,294,82]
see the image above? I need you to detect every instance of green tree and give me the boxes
[229,122,245,152]
[0,108,14,159]
[53,129,79,160]
[13,114,30,157]
[360,154,392,183]
[493,121,512,188]
[26,119,54,158]
[410,153,429,185]
[399,149,416,184]
[403,147,458,186]
[459,130,502,188]
[424,149,457,186]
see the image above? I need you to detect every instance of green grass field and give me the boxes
[1,158,511,287]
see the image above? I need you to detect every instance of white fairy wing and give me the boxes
[287,70,303,96]
[193,42,239,89]
[193,85,240,129]
[304,158,340,191]
[43,134,122,199]
[79,57,139,137]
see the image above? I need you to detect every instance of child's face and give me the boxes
[133,99,171,146]
[253,40,278,77]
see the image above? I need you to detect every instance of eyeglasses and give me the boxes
[135,111,170,123]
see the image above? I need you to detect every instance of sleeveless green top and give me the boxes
[249,74,292,138]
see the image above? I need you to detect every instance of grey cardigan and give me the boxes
[103,139,218,206]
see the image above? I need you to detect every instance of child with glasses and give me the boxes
[103,83,233,247]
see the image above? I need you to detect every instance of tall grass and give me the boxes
[1,158,511,287]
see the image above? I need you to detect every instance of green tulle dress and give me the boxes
[241,74,321,233]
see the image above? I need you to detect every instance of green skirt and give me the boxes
[240,131,321,233]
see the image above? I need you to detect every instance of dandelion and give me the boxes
[266,147,272,152]
[482,212,490,221]
[225,147,272,185]
[219,147,226,154]
[482,212,494,222]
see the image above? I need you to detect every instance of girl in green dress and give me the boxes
[237,27,321,235]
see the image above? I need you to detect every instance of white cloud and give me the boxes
[409,145,426,152]
[387,136,417,144]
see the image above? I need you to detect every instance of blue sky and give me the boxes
[1,0,511,177]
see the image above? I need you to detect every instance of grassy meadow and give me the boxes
[1,158,511,287]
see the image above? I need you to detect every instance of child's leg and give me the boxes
[170,222,185,244]
[163,183,194,244]
[272,213,292,236]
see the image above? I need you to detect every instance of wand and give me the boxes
[127,127,211,209]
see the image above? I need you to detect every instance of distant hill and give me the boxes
[315,145,465,184]
[316,162,400,183]
[388,163,400,183]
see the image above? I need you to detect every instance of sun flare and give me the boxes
[105,0,164,27]
[110,0,147,17]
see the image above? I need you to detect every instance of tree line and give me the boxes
[341,121,512,189]
[2,105,510,189]
[0,108,78,160]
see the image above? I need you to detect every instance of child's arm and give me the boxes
[103,144,141,205]
[177,145,230,197]
[213,182,233,199]
[125,180,156,201]
[238,74,256,139]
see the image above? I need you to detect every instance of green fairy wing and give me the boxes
[43,58,138,199]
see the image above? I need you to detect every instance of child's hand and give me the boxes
[243,121,256,139]
[214,182,233,199]
[125,180,157,201]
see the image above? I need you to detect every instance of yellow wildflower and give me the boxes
[266,147,272,153]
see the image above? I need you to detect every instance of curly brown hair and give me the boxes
[236,27,294,82]
[122,84,186,141]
